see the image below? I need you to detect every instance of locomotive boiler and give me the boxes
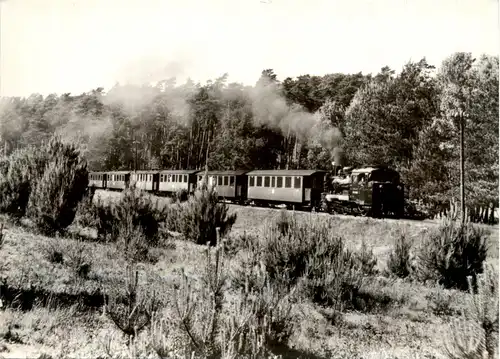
[320,164,405,218]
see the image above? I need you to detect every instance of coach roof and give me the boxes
[246,169,327,176]
[195,170,249,176]
[159,169,199,174]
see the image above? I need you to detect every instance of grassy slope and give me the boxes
[0,201,498,359]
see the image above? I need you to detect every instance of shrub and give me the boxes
[27,137,88,235]
[92,187,160,241]
[387,232,413,278]
[111,186,161,243]
[74,186,97,228]
[171,188,189,202]
[0,146,48,218]
[179,179,237,246]
[106,264,159,346]
[247,212,364,311]
[152,233,295,359]
[426,286,455,316]
[353,239,378,276]
[93,197,118,242]
[64,239,92,280]
[90,187,165,262]
[416,216,488,291]
[443,263,499,359]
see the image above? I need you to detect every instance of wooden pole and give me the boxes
[460,112,466,223]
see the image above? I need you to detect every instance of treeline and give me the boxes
[0,52,498,210]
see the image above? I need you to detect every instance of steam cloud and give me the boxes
[249,76,344,166]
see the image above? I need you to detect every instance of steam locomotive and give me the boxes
[88,163,406,219]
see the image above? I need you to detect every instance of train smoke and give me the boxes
[104,57,194,126]
[249,76,344,166]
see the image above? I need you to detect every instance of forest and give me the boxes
[0,52,498,212]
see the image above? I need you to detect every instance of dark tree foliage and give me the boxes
[0,53,497,210]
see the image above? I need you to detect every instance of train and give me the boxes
[88,163,406,219]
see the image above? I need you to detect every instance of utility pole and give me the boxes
[453,109,467,223]
[459,111,466,223]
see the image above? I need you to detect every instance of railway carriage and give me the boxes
[158,170,199,194]
[196,170,249,203]
[88,171,107,189]
[107,171,130,190]
[246,170,327,209]
[131,170,158,192]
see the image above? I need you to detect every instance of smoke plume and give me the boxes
[249,76,344,166]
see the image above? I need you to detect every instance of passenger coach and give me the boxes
[196,170,249,203]
[158,170,199,194]
[246,169,327,209]
[131,170,158,192]
[107,171,130,190]
[88,171,107,189]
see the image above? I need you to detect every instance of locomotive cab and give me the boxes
[350,167,404,218]
[322,165,405,218]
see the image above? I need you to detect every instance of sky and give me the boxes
[0,0,498,97]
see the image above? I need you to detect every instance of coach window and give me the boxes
[223,176,229,186]
[230,176,235,186]
[271,176,275,187]
[294,176,301,189]
[277,176,283,188]
[256,176,262,187]
[264,176,270,187]
[218,176,223,186]
[285,176,292,188]
[249,176,255,187]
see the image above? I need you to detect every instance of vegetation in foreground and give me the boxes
[0,138,498,358]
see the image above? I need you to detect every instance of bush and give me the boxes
[171,188,189,202]
[90,187,165,262]
[179,179,237,246]
[106,264,159,346]
[0,146,49,218]
[74,186,97,228]
[27,137,89,235]
[247,211,364,311]
[151,238,296,359]
[444,263,499,359]
[111,186,161,242]
[387,232,413,278]
[416,216,488,291]
[353,239,378,276]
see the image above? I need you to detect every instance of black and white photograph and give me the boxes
[0,0,498,358]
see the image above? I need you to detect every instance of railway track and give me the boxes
[93,189,439,228]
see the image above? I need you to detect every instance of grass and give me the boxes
[0,197,498,358]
